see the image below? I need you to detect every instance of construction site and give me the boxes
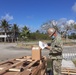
[0,1,76,75]
[0,42,76,75]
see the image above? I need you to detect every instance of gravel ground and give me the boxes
[0,43,49,62]
[0,43,76,62]
[0,43,31,62]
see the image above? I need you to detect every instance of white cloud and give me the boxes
[57,18,67,25]
[67,20,75,25]
[72,2,76,13]
[57,18,75,26]
[58,18,67,21]
[1,14,13,21]
[56,19,75,31]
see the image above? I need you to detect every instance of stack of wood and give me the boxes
[61,67,76,75]
[0,46,47,75]
[0,56,47,75]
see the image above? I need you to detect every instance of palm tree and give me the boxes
[20,26,30,41]
[11,24,19,42]
[0,19,10,42]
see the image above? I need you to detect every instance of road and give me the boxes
[0,43,76,62]
[0,43,31,62]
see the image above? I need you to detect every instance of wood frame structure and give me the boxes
[61,67,76,75]
[0,56,47,75]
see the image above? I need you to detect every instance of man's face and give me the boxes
[51,35,56,40]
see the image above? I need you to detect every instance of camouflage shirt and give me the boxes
[50,34,63,54]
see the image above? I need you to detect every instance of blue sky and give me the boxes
[0,0,76,32]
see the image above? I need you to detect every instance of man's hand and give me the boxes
[45,46,51,50]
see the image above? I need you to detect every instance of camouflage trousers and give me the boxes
[52,59,62,75]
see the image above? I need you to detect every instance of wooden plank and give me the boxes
[61,68,76,73]
[15,59,27,61]
[0,59,27,74]
[31,59,46,75]
[61,72,76,75]
[0,56,46,75]
[0,67,4,70]
[8,68,20,72]
[31,64,43,75]
[61,68,76,75]
[19,60,38,75]
[61,70,76,73]
[41,69,46,75]
[30,59,45,74]
[0,56,29,65]
[0,67,21,72]
[16,59,32,62]
[62,69,76,72]
[26,56,31,59]
[27,69,32,72]
[23,60,38,70]
[0,59,14,65]
[0,56,26,65]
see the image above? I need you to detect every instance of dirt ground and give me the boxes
[0,43,76,62]
[0,43,49,62]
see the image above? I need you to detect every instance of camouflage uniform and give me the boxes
[49,34,63,75]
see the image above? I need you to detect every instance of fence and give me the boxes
[63,53,76,60]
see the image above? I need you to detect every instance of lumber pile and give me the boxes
[0,46,47,75]
[0,56,47,75]
[61,67,76,75]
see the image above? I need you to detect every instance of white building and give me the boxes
[0,31,14,42]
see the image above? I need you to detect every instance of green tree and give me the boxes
[29,31,50,40]
[36,30,40,33]
[20,26,30,41]
[73,24,76,30]
[11,24,19,41]
[0,19,10,42]
[69,33,76,39]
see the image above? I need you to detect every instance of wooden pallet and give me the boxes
[0,56,47,75]
[61,67,76,75]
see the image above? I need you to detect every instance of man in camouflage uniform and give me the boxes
[47,28,63,75]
